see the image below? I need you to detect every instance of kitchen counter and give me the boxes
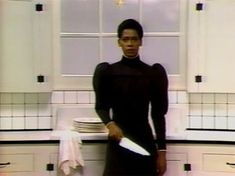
[0,130,187,142]
[0,130,108,143]
[1,130,235,145]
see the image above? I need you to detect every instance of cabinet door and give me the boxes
[0,0,52,92]
[79,143,106,176]
[188,0,235,92]
[187,144,235,176]
[0,144,59,176]
[54,143,106,176]
[165,153,188,176]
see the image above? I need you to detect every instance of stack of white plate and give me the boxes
[73,117,107,133]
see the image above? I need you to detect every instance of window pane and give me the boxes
[102,37,122,63]
[61,0,99,33]
[142,0,180,32]
[102,0,139,33]
[141,37,179,74]
[61,38,99,75]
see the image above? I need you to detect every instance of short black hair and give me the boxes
[117,19,143,39]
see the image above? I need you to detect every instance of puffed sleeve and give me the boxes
[150,63,168,150]
[93,62,112,125]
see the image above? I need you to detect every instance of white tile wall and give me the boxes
[77,91,90,104]
[188,93,235,130]
[25,117,38,129]
[64,91,77,104]
[1,117,12,129]
[202,116,214,129]
[51,91,64,104]
[1,93,12,104]
[1,91,235,131]
[0,93,52,130]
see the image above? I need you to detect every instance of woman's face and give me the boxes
[118,29,142,58]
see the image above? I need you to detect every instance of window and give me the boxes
[53,0,187,90]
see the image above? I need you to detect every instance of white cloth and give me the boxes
[51,130,84,175]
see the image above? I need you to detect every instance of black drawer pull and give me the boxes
[226,162,235,166]
[0,162,11,168]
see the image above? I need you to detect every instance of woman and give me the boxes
[93,19,168,176]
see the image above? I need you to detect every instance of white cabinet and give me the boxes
[0,0,53,92]
[9,142,235,176]
[55,143,189,176]
[187,144,235,176]
[5,142,235,176]
[54,143,106,176]
[0,143,58,176]
[187,0,235,92]
[166,144,190,176]
[68,143,189,176]
[78,143,105,176]
[165,153,188,176]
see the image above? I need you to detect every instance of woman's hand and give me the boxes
[106,121,124,141]
[156,150,167,176]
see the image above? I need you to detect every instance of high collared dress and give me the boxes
[93,56,168,176]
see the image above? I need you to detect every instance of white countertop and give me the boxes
[0,131,108,142]
[0,131,186,142]
[2,130,234,143]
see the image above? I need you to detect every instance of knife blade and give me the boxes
[119,137,150,156]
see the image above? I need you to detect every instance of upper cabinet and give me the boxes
[0,0,53,92]
[187,0,235,93]
[53,0,187,90]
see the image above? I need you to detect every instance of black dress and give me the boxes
[93,56,168,176]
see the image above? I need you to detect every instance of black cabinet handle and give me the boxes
[226,162,235,166]
[0,162,11,168]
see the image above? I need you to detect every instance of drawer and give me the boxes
[203,154,235,172]
[82,144,106,160]
[0,154,34,172]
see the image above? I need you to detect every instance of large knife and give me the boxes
[119,137,150,156]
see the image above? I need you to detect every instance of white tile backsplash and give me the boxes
[227,117,235,129]
[0,117,12,129]
[25,104,38,116]
[38,93,51,103]
[189,93,202,103]
[64,91,77,104]
[228,94,235,103]
[202,93,214,104]
[51,91,64,104]
[12,104,24,117]
[25,93,38,104]
[1,91,235,131]
[90,91,96,104]
[215,104,227,116]
[38,104,51,116]
[77,91,90,103]
[38,117,51,129]
[215,94,227,103]
[168,91,177,104]
[0,93,12,104]
[177,91,188,104]
[189,104,202,116]
[12,93,24,104]
[189,116,202,129]
[202,104,214,116]
[25,117,38,129]
[215,116,227,129]
[12,117,25,129]
[0,105,12,116]
[202,116,214,129]
[227,104,235,116]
